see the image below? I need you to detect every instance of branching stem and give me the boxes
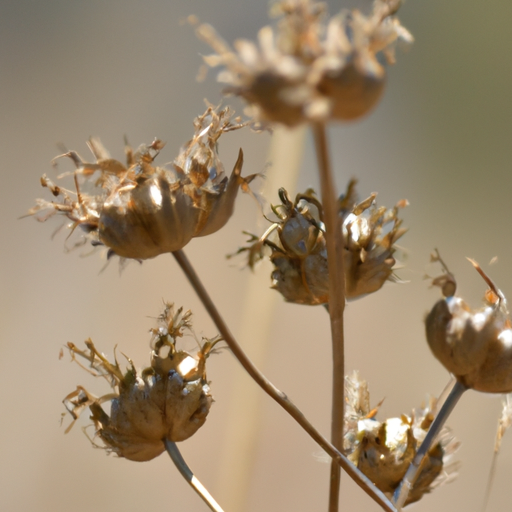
[312,123,346,512]
[165,439,225,512]
[172,249,395,512]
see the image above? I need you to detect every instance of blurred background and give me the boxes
[2,1,512,511]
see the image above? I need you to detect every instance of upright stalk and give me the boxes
[172,249,395,512]
[215,125,305,511]
[312,123,346,512]
[165,439,225,512]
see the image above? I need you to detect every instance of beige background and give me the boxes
[2,1,512,511]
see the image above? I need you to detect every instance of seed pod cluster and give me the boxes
[344,372,459,505]
[236,181,406,304]
[195,0,413,126]
[28,106,254,260]
[426,257,512,393]
[63,303,220,462]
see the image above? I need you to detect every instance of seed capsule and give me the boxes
[28,106,255,260]
[63,303,220,462]
[235,181,406,304]
[344,372,459,505]
[426,257,512,393]
[195,0,412,126]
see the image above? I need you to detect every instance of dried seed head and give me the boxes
[63,303,220,462]
[194,0,412,126]
[340,180,408,298]
[344,372,459,505]
[234,181,406,304]
[426,257,512,393]
[28,106,255,260]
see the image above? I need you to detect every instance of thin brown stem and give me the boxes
[312,123,346,512]
[172,250,394,512]
[164,439,225,512]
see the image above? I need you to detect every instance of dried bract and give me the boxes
[195,0,412,126]
[234,181,406,304]
[426,258,512,393]
[28,106,254,260]
[344,372,458,505]
[63,303,220,462]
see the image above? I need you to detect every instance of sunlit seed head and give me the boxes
[63,303,219,461]
[194,0,412,126]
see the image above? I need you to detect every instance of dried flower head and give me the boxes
[63,303,221,462]
[233,181,406,304]
[426,254,512,393]
[194,0,412,126]
[28,106,255,260]
[344,371,459,505]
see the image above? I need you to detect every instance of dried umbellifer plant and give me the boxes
[25,1,511,511]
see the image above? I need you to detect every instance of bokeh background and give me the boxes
[2,1,512,511]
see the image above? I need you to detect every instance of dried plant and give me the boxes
[24,1,512,511]
[63,304,219,461]
[232,181,407,303]
[28,107,255,260]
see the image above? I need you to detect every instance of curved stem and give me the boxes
[393,379,467,509]
[172,250,395,512]
[164,439,225,512]
[312,123,346,512]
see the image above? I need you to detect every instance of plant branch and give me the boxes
[171,250,394,511]
[164,439,225,512]
[312,123,346,512]
[393,379,467,509]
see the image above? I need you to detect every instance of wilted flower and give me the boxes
[233,180,406,304]
[194,0,413,126]
[344,371,459,505]
[63,303,221,462]
[426,254,512,393]
[28,105,256,260]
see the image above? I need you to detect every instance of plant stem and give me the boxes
[164,439,225,512]
[393,379,467,509]
[312,123,346,512]
[172,249,395,512]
